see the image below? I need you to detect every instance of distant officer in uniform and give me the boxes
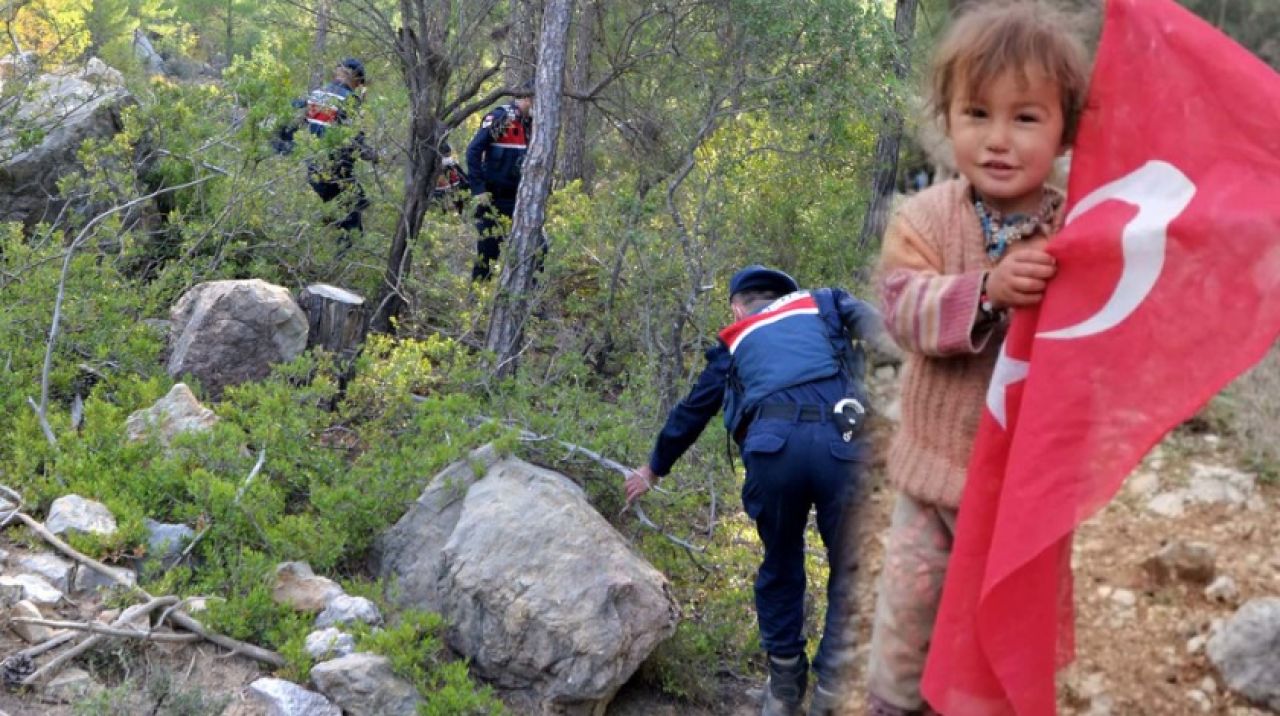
[275,58,373,247]
[625,265,900,716]
[465,82,534,280]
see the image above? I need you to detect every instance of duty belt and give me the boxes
[754,398,867,441]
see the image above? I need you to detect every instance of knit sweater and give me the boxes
[875,178,1010,508]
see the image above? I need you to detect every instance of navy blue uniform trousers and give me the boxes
[740,410,866,685]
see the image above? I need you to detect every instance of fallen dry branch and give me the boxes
[22,595,178,686]
[489,419,713,575]
[10,617,201,643]
[0,487,287,683]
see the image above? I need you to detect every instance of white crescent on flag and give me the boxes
[1038,160,1197,340]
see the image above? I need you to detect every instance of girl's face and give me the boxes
[947,68,1066,215]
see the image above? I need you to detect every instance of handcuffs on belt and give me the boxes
[833,398,866,442]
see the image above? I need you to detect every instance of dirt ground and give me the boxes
[611,419,1280,716]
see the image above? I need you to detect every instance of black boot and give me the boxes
[761,654,808,716]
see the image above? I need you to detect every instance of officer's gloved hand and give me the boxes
[473,192,492,208]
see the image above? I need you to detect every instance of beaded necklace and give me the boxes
[973,189,1063,261]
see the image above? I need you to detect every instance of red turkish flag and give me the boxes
[920,1,1280,714]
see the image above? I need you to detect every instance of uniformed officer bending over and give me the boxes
[626,265,899,716]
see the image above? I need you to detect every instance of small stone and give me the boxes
[73,565,136,594]
[246,677,341,716]
[15,554,73,592]
[1207,598,1280,711]
[311,653,422,716]
[272,562,343,613]
[1147,492,1186,518]
[9,600,55,643]
[315,595,381,629]
[1096,586,1114,599]
[0,581,24,608]
[1186,689,1212,712]
[1187,634,1208,655]
[125,383,219,445]
[41,667,101,703]
[1201,676,1218,695]
[305,628,356,660]
[1204,434,1221,446]
[1205,576,1239,604]
[144,519,195,561]
[0,574,62,605]
[1105,591,1136,607]
[1126,472,1160,497]
[45,495,117,537]
[183,598,208,614]
[1111,589,1137,608]
[1143,541,1217,586]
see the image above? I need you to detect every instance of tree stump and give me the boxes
[298,284,368,358]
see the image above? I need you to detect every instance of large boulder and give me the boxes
[373,445,501,611]
[0,60,133,229]
[1207,597,1280,711]
[167,280,309,396]
[375,445,678,714]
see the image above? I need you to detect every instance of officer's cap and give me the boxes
[339,58,366,82]
[729,265,799,299]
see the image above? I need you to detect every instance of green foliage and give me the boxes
[354,610,505,716]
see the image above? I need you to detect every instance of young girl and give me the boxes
[868,3,1091,714]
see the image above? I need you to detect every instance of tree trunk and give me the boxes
[856,0,918,250]
[310,0,330,88]
[505,0,540,87]
[556,0,596,187]
[370,8,451,333]
[299,284,368,357]
[485,0,574,378]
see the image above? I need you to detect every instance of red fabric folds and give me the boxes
[921,1,1280,713]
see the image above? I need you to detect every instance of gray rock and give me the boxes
[1187,463,1255,507]
[73,564,136,593]
[40,667,100,703]
[372,444,502,611]
[271,562,343,613]
[1142,541,1217,585]
[9,600,55,643]
[1146,492,1186,518]
[45,495,117,537]
[1125,471,1160,497]
[437,453,678,712]
[246,677,340,716]
[0,574,62,605]
[305,628,356,660]
[126,384,219,445]
[167,280,309,397]
[315,595,380,629]
[375,444,678,713]
[310,653,422,716]
[131,29,166,75]
[0,581,23,608]
[143,518,195,561]
[1205,576,1240,605]
[1207,597,1280,711]
[0,65,134,230]
[16,554,73,592]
